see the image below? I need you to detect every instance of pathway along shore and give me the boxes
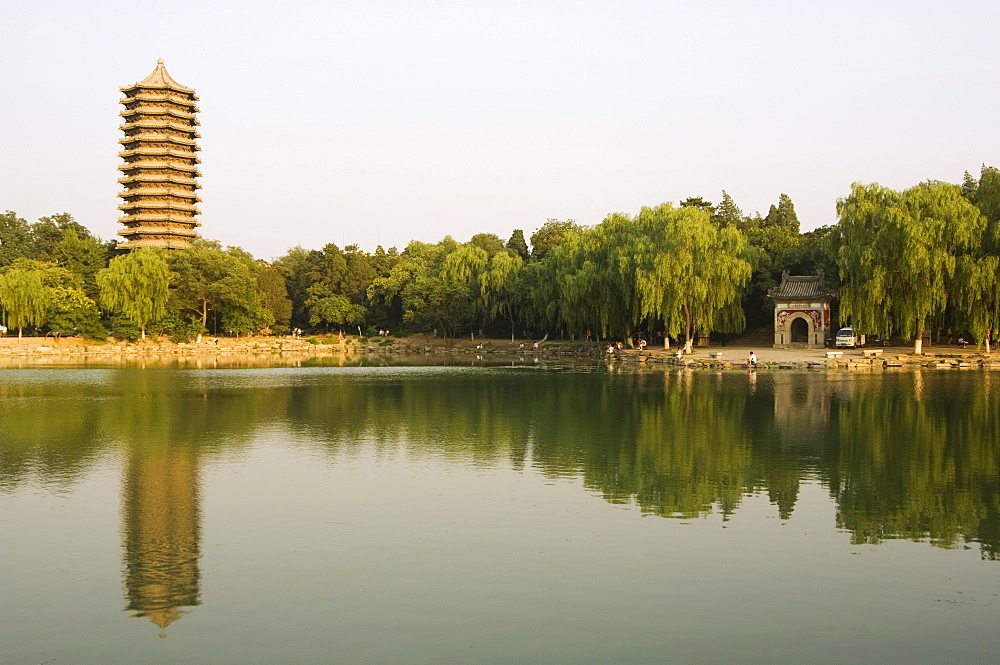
[0,335,997,370]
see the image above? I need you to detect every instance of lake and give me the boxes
[1,364,998,664]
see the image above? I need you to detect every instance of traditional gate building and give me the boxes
[117,60,202,248]
[769,272,835,348]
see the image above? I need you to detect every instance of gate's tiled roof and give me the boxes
[769,272,835,300]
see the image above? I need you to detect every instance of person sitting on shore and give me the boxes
[747,351,757,367]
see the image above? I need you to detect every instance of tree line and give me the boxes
[1,165,998,351]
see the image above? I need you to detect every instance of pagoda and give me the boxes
[117,60,201,249]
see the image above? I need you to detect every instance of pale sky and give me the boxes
[2,0,997,260]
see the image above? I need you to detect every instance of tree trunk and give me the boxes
[913,330,923,355]
[683,304,693,354]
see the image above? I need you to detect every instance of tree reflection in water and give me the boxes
[1,366,997,635]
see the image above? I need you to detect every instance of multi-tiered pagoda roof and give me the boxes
[117,60,201,249]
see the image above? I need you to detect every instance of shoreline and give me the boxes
[0,335,997,370]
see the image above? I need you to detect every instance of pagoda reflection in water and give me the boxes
[121,441,201,630]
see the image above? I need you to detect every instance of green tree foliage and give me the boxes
[548,214,640,342]
[479,250,523,340]
[520,259,560,334]
[367,243,431,332]
[294,243,382,332]
[367,238,476,337]
[304,243,349,305]
[258,263,292,331]
[505,229,530,261]
[0,212,112,296]
[30,213,92,258]
[339,245,378,307]
[764,194,800,234]
[468,233,505,258]
[757,194,802,268]
[9,166,998,346]
[679,196,715,214]
[214,247,274,336]
[634,204,752,351]
[364,245,400,330]
[440,241,525,339]
[97,249,171,340]
[955,165,1000,351]
[529,219,583,261]
[712,191,743,228]
[738,193,804,329]
[534,205,750,347]
[45,286,106,339]
[167,241,274,337]
[402,239,475,337]
[0,211,33,267]
[780,225,838,282]
[441,243,489,334]
[273,246,315,329]
[309,294,366,330]
[168,241,232,331]
[836,181,985,353]
[0,258,104,339]
[53,228,110,298]
[401,274,474,338]
[0,260,50,338]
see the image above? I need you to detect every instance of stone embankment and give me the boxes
[0,335,996,370]
[0,336,352,367]
[601,346,1000,370]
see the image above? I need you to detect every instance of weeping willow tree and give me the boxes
[442,241,526,340]
[442,244,489,337]
[545,215,644,343]
[0,260,50,339]
[479,250,523,341]
[97,248,170,340]
[955,165,1000,352]
[836,181,985,354]
[634,204,751,352]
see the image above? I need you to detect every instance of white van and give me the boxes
[835,327,859,348]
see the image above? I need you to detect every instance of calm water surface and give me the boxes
[1,365,998,664]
